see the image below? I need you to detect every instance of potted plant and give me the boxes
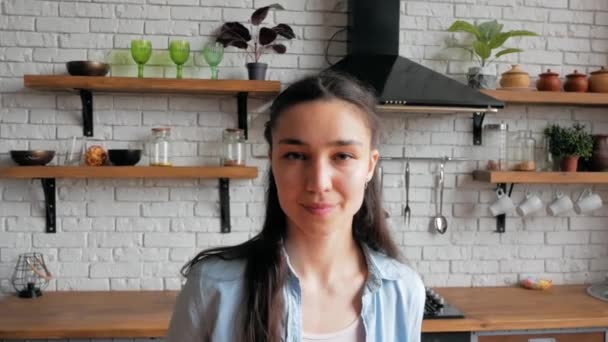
[447,20,537,89]
[216,4,296,80]
[543,123,594,172]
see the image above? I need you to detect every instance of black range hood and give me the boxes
[329,0,504,112]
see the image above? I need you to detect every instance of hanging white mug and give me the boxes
[547,191,573,216]
[574,188,603,214]
[516,191,543,217]
[489,188,514,216]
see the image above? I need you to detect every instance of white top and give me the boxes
[302,317,365,342]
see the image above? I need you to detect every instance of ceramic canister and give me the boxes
[564,70,589,92]
[499,64,530,89]
[536,69,561,91]
[589,66,608,93]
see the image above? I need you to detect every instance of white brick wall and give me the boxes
[1,0,608,339]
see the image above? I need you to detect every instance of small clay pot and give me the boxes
[560,155,580,172]
[564,70,588,92]
[499,64,530,89]
[536,69,561,91]
[589,66,608,93]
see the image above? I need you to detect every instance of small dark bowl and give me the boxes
[108,149,142,166]
[66,61,110,76]
[10,150,55,166]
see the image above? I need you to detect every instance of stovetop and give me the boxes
[424,288,465,319]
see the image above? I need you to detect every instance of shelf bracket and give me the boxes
[79,89,94,137]
[495,182,514,233]
[219,178,231,233]
[40,178,56,233]
[237,92,248,140]
[473,112,485,145]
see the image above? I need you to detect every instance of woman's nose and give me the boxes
[305,159,332,193]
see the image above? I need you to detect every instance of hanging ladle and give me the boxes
[433,160,448,234]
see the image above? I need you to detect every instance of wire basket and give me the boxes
[11,252,52,298]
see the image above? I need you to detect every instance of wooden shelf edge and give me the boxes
[473,170,608,184]
[0,166,258,179]
[481,89,608,106]
[23,75,281,96]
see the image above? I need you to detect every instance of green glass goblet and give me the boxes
[202,42,224,80]
[130,39,152,78]
[169,40,190,79]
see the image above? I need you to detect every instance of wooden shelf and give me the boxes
[481,89,608,106]
[473,170,608,184]
[0,166,258,179]
[23,75,281,96]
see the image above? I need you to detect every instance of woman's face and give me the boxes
[270,99,379,236]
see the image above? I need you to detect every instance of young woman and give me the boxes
[167,72,425,342]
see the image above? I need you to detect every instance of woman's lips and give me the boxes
[302,203,335,216]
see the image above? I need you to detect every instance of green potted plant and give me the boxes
[543,123,594,172]
[447,20,537,89]
[216,4,296,80]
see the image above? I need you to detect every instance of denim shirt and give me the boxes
[167,244,425,342]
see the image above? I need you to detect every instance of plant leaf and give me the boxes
[259,27,278,45]
[477,20,501,42]
[505,30,538,37]
[494,48,523,59]
[272,24,296,39]
[220,22,251,42]
[268,43,287,54]
[473,41,491,61]
[447,20,481,40]
[251,4,285,25]
[216,34,249,49]
[488,32,510,50]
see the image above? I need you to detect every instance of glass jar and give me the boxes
[510,130,536,171]
[148,127,172,166]
[222,128,245,166]
[483,123,508,171]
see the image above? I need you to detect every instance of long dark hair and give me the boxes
[181,71,399,341]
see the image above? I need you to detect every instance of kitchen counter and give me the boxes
[0,285,606,338]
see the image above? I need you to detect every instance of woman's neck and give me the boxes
[284,223,366,285]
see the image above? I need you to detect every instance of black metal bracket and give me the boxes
[219,178,231,233]
[473,112,485,145]
[41,178,56,233]
[495,182,514,233]
[237,92,248,140]
[79,89,93,137]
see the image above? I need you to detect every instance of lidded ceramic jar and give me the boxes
[589,67,608,93]
[499,64,530,89]
[564,70,588,92]
[536,69,561,91]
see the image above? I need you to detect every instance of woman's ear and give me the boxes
[368,149,379,180]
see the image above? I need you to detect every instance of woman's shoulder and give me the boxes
[366,248,425,294]
[188,256,247,283]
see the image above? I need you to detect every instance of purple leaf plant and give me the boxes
[216,4,296,63]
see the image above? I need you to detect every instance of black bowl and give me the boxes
[10,150,55,166]
[66,61,110,76]
[108,149,142,166]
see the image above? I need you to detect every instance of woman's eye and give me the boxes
[334,153,353,161]
[283,152,306,160]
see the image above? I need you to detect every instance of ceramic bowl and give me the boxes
[66,61,110,76]
[10,150,55,166]
[108,149,142,166]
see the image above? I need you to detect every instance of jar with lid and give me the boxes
[510,130,536,171]
[483,123,508,171]
[148,127,172,166]
[222,128,245,167]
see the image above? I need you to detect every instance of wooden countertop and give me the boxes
[0,285,606,338]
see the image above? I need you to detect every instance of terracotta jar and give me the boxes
[536,69,561,91]
[563,70,588,92]
[591,134,608,171]
[499,64,530,89]
[589,67,608,93]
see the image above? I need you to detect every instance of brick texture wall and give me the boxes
[1,0,608,340]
